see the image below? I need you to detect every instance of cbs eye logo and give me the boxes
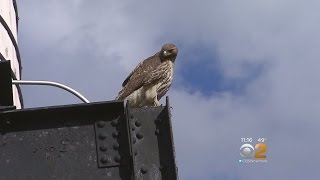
[240,143,267,159]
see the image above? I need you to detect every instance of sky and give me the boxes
[16,0,320,179]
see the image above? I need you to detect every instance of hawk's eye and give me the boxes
[163,49,175,56]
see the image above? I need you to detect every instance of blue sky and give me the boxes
[17,1,320,179]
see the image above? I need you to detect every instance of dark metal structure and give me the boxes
[0,61,14,109]
[0,61,178,180]
[0,99,178,180]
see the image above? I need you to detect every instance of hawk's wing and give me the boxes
[121,61,142,87]
[117,53,161,100]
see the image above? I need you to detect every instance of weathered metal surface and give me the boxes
[0,98,178,180]
[127,97,178,180]
[95,114,132,169]
[158,97,178,179]
[0,101,131,180]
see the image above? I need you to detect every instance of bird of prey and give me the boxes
[116,43,178,107]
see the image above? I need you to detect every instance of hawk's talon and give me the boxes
[153,98,161,107]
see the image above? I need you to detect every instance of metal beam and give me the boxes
[0,98,178,179]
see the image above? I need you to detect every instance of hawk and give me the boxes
[116,43,178,107]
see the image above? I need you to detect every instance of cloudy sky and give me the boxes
[17,0,320,179]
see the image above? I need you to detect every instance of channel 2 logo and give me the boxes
[239,138,267,163]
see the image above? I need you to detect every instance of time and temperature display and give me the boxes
[239,137,267,163]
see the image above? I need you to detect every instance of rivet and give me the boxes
[135,121,141,127]
[141,166,148,174]
[136,133,143,139]
[112,132,119,138]
[100,156,110,164]
[97,121,105,128]
[113,143,120,150]
[99,133,107,140]
[132,137,136,144]
[114,155,121,162]
[99,145,108,152]
[155,129,161,135]
[111,119,119,127]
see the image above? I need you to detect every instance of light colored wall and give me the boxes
[0,0,21,108]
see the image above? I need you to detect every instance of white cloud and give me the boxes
[18,0,320,179]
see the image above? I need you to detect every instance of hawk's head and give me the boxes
[160,43,178,62]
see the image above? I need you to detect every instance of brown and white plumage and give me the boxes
[116,43,178,107]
